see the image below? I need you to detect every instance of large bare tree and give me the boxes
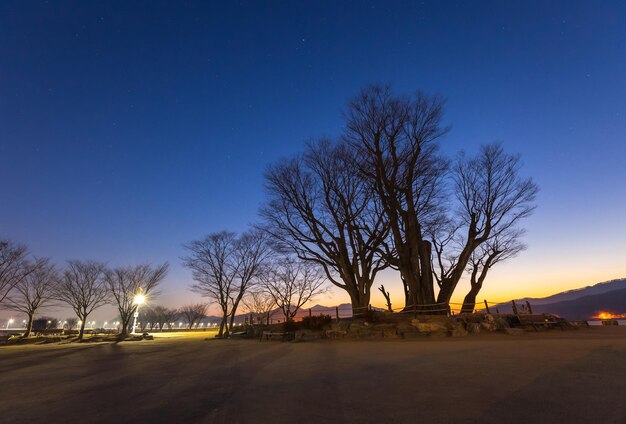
[183,229,270,337]
[261,257,327,322]
[431,144,538,305]
[179,303,207,329]
[104,263,168,336]
[262,138,389,314]
[56,260,109,340]
[0,240,42,304]
[4,258,59,337]
[344,85,449,309]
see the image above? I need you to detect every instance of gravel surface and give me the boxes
[1,327,625,424]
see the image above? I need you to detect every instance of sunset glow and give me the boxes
[594,312,626,320]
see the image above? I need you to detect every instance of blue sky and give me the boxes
[1,1,625,318]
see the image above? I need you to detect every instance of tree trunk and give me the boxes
[460,285,482,314]
[348,289,370,317]
[120,319,129,336]
[218,312,229,338]
[24,313,34,338]
[78,319,86,341]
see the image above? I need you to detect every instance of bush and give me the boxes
[282,319,300,332]
[32,317,59,332]
[360,309,386,323]
[301,314,332,331]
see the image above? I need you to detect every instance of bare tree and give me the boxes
[0,240,43,304]
[431,144,538,305]
[344,85,449,309]
[183,230,270,337]
[179,303,207,329]
[4,258,59,337]
[155,306,179,330]
[65,317,78,330]
[242,290,276,324]
[460,229,526,313]
[262,138,389,315]
[378,284,393,312]
[104,263,168,336]
[262,257,327,322]
[141,306,158,330]
[56,260,108,340]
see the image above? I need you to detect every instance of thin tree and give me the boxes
[179,303,208,329]
[262,257,327,322]
[460,229,526,313]
[65,317,78,331]
[344,85,449,309]
[430,144,538,305]
[104,263,168,337]
[0,240,43,304]
[56,260,109,341]
[378,284,393,312]
[4,258,59,337]
[242,290,276,324]
[262,138,389,315]
[183,230,270,338]
[151,306,178,331]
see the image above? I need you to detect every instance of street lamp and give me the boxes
[6,318,14,330]
[131,290,145,334]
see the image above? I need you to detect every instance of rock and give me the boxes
[480,314,497,332]
[411,321,448,334]
[450,323,468,337]
[466,323,482,334]
[325,329,347,339]
[295,329,322,342]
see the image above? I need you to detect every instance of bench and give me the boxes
[261,331,289,342]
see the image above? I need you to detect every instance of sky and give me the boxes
[1,1,625,321]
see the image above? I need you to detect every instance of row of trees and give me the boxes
[182,232,328,337]
[3,86,537,337]
[0,241,168,340]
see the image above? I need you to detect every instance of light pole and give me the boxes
[131,290,145,335]
[6,318,14,330]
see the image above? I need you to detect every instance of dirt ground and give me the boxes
[1,327,625,424]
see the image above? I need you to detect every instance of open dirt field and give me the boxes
[1,327,625,424]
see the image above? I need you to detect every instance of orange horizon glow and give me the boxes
[594,312,626,320]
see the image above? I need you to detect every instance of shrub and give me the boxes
[301,314,332,330]
[32,317,59,332]
[282,319,300,332]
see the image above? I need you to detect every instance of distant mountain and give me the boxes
[492,285,626,320]
[505,278,626,306]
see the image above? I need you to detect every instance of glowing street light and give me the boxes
[6,318,14,330]
[131,289,145,334]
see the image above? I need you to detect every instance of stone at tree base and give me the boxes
[450,324,468,337]
[325,329,347,339]
[480,314,498,332]
[466,323,482,334]
[295,329,322,342]
[410,321,448,337]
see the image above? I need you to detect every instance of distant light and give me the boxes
[134,293,146,305]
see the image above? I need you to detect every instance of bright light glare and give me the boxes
[134,293,146,305]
